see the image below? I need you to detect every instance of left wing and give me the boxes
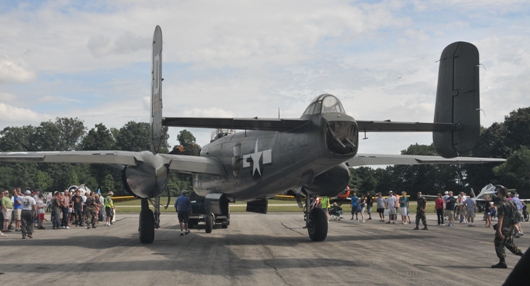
[163,117,309,132]
[0,151,139,166]
[0,151,227,176]
[347,154,506,167]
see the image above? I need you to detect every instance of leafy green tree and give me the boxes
[102,173,115,193]
[55,117,86,150]
[172,129,201,155]
[493,147,530,198]
[115,121,150,151]
[35,170,53,191]
[115,121,170,153]
[504,107,530,150]
[466,123,512,190]
[28,118,85,151]
[0,125,35,151]
[81,123,115,150]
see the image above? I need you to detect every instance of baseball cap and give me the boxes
[444,191,448,195]
[108,191,114,195]
[24,190,31,195]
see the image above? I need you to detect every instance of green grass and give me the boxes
[113,198,437,214]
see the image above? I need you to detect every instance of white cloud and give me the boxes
[0,56,35,83]
[0,103,50,125]
[0,0,529,156]
[0,92,17,102]
[87,32,149,58]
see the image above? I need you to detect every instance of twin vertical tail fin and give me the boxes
[433,42,480,158]
[150,25,163,154]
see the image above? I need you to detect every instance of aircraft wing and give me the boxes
[0,151,139,166]
[158,154,226,176]
[346,154,506,167]
[0,151,227,176]
[163,117,309,132]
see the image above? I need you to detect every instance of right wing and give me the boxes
[347,154,506,167]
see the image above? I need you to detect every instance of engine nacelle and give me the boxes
[303,163,350,197]
[122,152,168,198]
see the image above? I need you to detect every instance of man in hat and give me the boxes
[175,190,192,236]
[105,191,114,227]
[85,192,98,229]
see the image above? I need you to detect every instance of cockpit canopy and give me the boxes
[211,128,236,142]
[302,94,346,117]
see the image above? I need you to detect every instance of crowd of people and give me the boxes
[0,187,115,238]
[315,186,526,268]
[314,188,527,236]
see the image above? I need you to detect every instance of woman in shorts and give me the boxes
[485,202,496,228]
[358,195,366,223]
[36,195,46,229]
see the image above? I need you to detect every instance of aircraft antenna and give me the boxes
[278,108,280,118]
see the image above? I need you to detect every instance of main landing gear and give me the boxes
[139,198,156,244]
[303,191,328,241]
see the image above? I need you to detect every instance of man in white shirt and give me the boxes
[460,192,468,223]
[386,191,397,224]
[18,190,36,239]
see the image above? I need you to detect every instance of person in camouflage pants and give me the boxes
[85,192,98,229]
[492,185,524,268]
[413,192,428,230]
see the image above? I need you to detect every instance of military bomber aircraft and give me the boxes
[0,26,505,244]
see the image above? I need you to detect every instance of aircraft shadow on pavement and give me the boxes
[414,264,492,270]
[0,257,368,276]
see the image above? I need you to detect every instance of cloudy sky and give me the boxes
[0,0,529,155]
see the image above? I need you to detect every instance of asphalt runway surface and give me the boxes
[1,213,528,286]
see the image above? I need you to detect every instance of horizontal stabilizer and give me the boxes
[357,121,456,132]
[163,117,308,132]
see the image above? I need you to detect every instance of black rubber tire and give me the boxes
[222,221,228,228]
[139,209,155,244]
[205,214,213,233]
[307,208,328,241]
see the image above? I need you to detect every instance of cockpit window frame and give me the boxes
[321,95,345,114]
[304,94,345,116]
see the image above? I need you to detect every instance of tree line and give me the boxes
[0,106,529,198]
[349,107,530,199]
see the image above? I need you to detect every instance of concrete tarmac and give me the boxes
[1,213,528,286]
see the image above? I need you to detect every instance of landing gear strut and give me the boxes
[304,192,328,241]
[139,198,155,244]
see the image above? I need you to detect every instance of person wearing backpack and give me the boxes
[492,185,524,268]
